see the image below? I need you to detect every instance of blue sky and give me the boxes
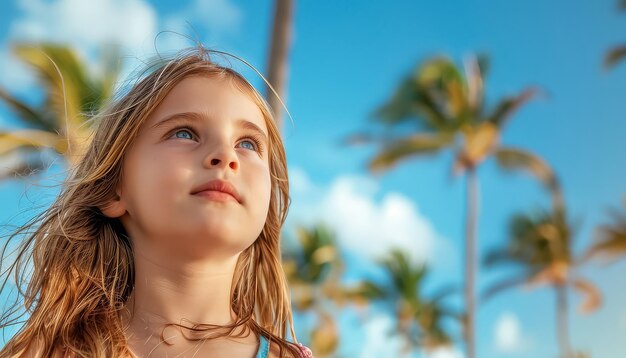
[1,0,626,357]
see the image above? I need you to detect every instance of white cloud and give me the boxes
[290,166,317,194]
[357,312,463,358]
[321,178,433,265]
[11,0,158,54]
[429,347,465,358]
[1,0,245,94]
[493,312,529,354]
[287,168,454,267]
[359,314,403,358]
[161,0,242,45]
[0,48,36,94]
[1,0,159,93]
[191,0,242,36]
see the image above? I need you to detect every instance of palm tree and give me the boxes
[604,0,626,69]
[584,197,626,263]
[282,223,384,357]
[378,249,459,357]
[264,0,294,130]
[483,155,600,357]
[0,43,120,180]
[482,201,601,357]
[346,54,543,358]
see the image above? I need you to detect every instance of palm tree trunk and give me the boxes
[464,168,479,358]
[265,0,294,131]
[556,285,573,358]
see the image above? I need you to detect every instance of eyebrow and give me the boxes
[151,112,269,144]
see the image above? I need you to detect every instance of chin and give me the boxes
[195,228,257,251]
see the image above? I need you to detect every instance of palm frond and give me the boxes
[310,310,339,355]
[0,43,123,174]
[584,199,626,263]
[294,225,337,283]
[373,76,450,131]
[374,55,481,132]
[604,45,626,70]
[14,44,89,132]
[571,278,602,314]
[525,261,570,288]
[483,249,528,268]
[475,53,490,79]
[368,133,453,172]
[486,87,542,128]
[378,249,457,351]
[330,280,387,305]
[419,304,456,350]
[417,57,466,94]
[494,147,560,194]
[0,87,55,132]
[430,284,461,303]
[13,43,118,133]
[417,57,469,126]
[381,249,427,302]
[0,129,66,156]
[485,209,572,274]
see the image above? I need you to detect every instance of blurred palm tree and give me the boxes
[584,198,626,263]
[346,54,544,358]
[378,249,459,357]
[482,173,601,358]
[264,0,293,130]
[604,0,626,69]
[282,224,384,357]
[0,43,120,180]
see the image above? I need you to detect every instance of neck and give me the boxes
[122,246,242,340]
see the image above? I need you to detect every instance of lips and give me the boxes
[191,179,242,203]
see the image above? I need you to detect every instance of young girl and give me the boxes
[0,47,314,358]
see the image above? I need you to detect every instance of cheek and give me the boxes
[247,161,273,221]
[258,165,273,210]
[253,172,272,239]
[122,148,190,212]
[261,176,272,218]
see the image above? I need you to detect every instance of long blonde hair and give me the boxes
[0,47,302,357]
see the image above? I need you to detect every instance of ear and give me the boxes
[100,192,126,218]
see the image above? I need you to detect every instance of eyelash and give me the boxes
[167,126,264,154]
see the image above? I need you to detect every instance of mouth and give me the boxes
[193,190,239,203]
[191,179,242,204]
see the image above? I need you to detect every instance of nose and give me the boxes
[203,144,239,171]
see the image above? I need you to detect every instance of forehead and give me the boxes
[145,75,268,132]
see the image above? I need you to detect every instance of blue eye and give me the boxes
[238,139,256,151]
[171,129,194,140]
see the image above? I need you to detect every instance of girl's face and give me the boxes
[112,75,272,260]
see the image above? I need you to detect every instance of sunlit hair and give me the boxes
[0,47,303,357]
